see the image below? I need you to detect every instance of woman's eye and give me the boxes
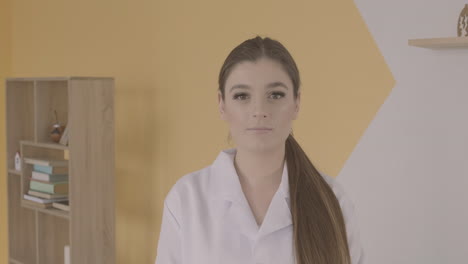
[233,93,249,100]
[270,92,285,99]
[232,92,285,100]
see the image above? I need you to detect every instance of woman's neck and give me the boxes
[233,146,285,187]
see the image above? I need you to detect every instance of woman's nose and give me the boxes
[252,100,268,118]
[253,113,267,118]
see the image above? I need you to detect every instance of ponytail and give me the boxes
[286,135,351,264]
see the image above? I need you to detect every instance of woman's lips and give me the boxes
[247,128,273,134]
[247,128,272,130]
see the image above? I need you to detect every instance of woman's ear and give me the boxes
[218,91,226,121]
[293,90,300,120]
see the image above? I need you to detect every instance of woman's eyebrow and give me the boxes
[229,82,289,93]
[266,81,289,90]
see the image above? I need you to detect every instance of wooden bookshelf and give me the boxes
[408,36,468,48]
[5,77,115,264]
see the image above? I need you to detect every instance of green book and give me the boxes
[29,180,69,194]
[33,164,68,175]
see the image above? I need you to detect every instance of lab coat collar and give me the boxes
[210,148,293,240]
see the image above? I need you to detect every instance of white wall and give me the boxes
[337,1,468,263]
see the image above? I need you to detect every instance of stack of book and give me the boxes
[23,158,70,211]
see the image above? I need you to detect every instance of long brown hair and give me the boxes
[218,36,351,264]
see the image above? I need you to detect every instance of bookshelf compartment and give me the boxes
[37,212,70,264]
[20,142,69,206]
[6,81,35,171]
[8,173,37,264]
[35,80,69,143]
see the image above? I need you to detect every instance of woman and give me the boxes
[155,36,365,264]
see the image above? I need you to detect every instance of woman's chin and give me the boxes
[237,140,283,153]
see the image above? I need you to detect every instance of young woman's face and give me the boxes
[218,57,300,153]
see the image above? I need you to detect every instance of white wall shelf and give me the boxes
[408,37,468,48]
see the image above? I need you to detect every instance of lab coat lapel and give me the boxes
[224,199,259,241]
[211,148,259,240]
[257,161,292,238]
[210,148,293,240]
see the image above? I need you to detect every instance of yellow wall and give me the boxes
[0,0,11,262]
[4,0,393,263]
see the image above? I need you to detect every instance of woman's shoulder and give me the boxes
[176,165,211,187]
[162,165,213,212]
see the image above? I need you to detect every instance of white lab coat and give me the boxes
[155,148,365,264]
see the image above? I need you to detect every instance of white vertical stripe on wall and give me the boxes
[336,0,468,263]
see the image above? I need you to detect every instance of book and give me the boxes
[24,194,68,204]
[24,158,68,167]
[30,180,69,194]
[53,201,70,212]
[22,199,53,209]
[29,177,68,184]
[32,171,68,182]
[33,164,68,174]
[28,190,68,199]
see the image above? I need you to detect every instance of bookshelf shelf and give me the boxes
[21,200,69,220]
[6,76,115,264]
[20,140,69,151]
[408,36,468,48]
[9,258,23,264]
[8,169,21,176]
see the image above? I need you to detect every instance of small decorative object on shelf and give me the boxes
[50,110,65,143]
[409,4,468,48]
[14,151,21,171]
[59,124,70,146]
[458,4,468,37]
[64,245,70,264]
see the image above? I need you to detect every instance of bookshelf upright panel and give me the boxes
[6,80,37,264]
[69,78,115,264]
